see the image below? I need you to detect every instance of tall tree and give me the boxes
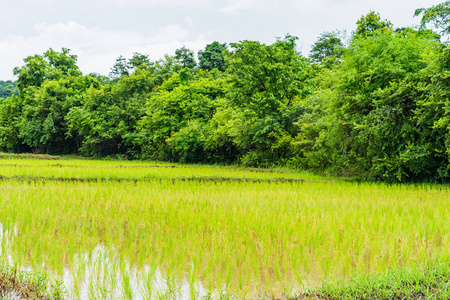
[198,41,228,72]
[13,48,81,93]
[67,71,155,157]
[310,31,345,64]
[109,55,130,79]
[175,46,197,69]
[355,11,392,37]
[222,35,312,166]
[0,95,27,152]
[109,53,151,80]
[305,28,446,181]
[415,1,450,35]
[128,53,151,70]
[137,70,228,162]
[17,76,100,154]
[0,81,19,98]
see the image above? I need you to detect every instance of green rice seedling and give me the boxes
[0,157,324,182]
[0,158,450,298]
[121,262,133,300]
[137,264,158,299]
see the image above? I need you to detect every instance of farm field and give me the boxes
[0,156,320,182]
[1,155,450,299]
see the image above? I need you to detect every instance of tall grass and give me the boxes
[0,158,449,298]
[0,158,319,181]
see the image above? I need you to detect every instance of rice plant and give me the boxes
[0,157,449,298]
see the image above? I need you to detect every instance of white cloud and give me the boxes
[2,0,443,80]
[0,22,210,79]
[291,0,440,21]
[18,0,209,4]
[185,17,195,28]
[18,0,57,3]
[291,0,348,13]
[104,0,209,5]
[220,0,280,14]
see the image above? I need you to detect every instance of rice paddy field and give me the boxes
[1,154,450,299]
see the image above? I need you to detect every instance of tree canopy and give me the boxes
[0,81,18,98]
[310,31,345,65]
[2,5,450,182]
[415,1,450,34]
[355,11,393,37]
[198,41,228,72]
[13,48,81,93]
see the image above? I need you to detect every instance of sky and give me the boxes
[0,0,443,80]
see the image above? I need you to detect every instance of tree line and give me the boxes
[1,3,450,182]
[0,81,18,99]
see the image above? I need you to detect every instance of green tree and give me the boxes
[413,46,450,180]
[355,11,392,37]
[137,70,229,162]
[0,95,28,152]
[303,28,446,181]
[0,81,19,98]
[415,1,450,35]
[88,73,111,85]
[175,46,197,69]
[151,54,184,86]
[223,35,312,166]
[109,53,152,82]
[198,41,228,72]
[17,76,99,154]
[13,48,81,93]
[109,55,130,79]
[67,69,155,157]
[310,31,345,65]
[128,52,151,70]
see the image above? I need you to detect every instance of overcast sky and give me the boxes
[0,0,443,80]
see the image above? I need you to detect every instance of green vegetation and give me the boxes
[3,2,450,299]
[301,258,450,299]
[0,155,450,299]
[0,80,18,99]
[0,259,65,299]
[2,3,450,182]
[0,156,318,181]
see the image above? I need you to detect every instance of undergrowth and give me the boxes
[296,259,450,300]
[0,260,65,300]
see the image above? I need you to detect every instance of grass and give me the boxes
[0,257,65,299]
[0,157,323,182]
[297,258,450,299]
[0,154,450,299]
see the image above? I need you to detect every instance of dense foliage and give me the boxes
[0,81,18,98]
[2,5,450,182]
